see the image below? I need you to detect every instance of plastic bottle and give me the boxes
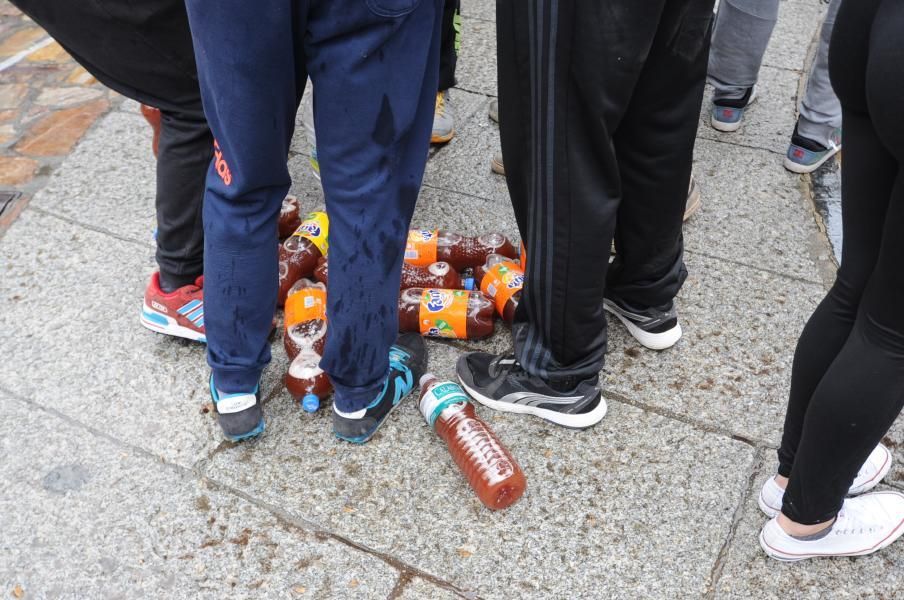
[398,288,494,340]
[278,211,329,306]
[278,195,302,239]
[315,257,463,290]
[473,254,524,324]
[404,230,518,271]
[418,375,527,510]
[283,279,331,412]
[519,241,527,270]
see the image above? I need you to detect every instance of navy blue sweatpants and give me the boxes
[185,0,442,411]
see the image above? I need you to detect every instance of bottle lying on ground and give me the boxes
[404,229,518,271]
[278,195,302,239]
[419,374,527,510]
[314,256,464,290]
[278,211,329,306]
[473,254,523,324]
[398,288,494,340]
[283,279,330,412]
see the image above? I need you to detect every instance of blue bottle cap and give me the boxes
[462,277,475,291]
[301,394,320,413]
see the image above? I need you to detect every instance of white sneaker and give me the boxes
[758,444,893,517]
[760,491,904,561]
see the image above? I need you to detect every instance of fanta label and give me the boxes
[292,211,329,255]
[480,261,524,315]
[285,287,327,328]
[419,288,468,339]
[405,229,439,266]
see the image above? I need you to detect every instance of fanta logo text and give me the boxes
[213,140,232,186]
[300,221,321,237]
[505,273,524,289]
[424,289,452,312]
[409,230,435,242]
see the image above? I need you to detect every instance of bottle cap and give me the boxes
[301,394,320,413]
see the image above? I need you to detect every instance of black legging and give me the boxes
[777,0,904,525]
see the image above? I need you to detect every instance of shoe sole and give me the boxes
[783,145,841,174]
[603,302,682,350]
[759,493,904,561]
[140,305,206,343]
[684,180,702,221]
[225,418,266,442]
[431,130,455,144]
[490,156,506,176]
[457,373,608,430]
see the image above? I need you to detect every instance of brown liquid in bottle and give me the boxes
[283,280,331,407]
[406,230,518,271]
[473,254,523,324]
[398,288,494,340]
[315,257,462,290]
[278,195,301,239]
[278,236,323,306]
[419,375,527,510]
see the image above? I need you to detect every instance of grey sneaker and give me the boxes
[603,294,682,350]
[488,98,499,123]
[431,90,455,144]
[456,353,607,429]
[685,174,701,221]
[784,124,841,174]
[711,86,757,133]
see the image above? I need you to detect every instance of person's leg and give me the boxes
[306,0,441,419]
[184,0,301,438]
[775,0,893,484]
[707,0,779,100]
[796,0,843,147]
[457,0,676,429]
[784,0,844,173]
[759,0,904,562]
[432,0,460,143]
[11,0,212,329]
[154,108,212,291]
[605,0,714,351]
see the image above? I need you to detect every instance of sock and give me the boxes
[790,522,834,541]
[790,123,828,152]
[158,271,199,293]
[713,87,753,108]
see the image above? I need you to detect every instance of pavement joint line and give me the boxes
[702,446,765,599]
[682,248,826,288]
[421,182,502,205]
[385,571,415,600]
[27,205,152,249]
[700,134,786,158]
[0,383,479,599]
[460,14,494,25]
[603,389,774,450]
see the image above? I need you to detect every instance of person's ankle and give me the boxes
[773,474,789,490]
[777,512,836,538]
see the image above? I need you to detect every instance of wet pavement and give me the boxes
[2,1,902,598]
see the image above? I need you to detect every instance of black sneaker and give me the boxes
[333,333,427,444]
[209,375,265,442]
[603,293,682,350]
[456,353,606,429]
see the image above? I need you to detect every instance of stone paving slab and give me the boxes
[0,209,214,466]
[712,455,904,599]
[205,381,755,599]
[687,138,826,283]
[460,0,495,23]
[604,252,826,447]
[27,110,157,247]
[761,0,828,73]
[698,66,801,156]
[0,391,400,600]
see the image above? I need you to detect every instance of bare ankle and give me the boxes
[774,474,789,490]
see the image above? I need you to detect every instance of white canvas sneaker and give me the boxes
[758,444,893,517]
[760,491,904,561]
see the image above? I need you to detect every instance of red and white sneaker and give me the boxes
[140,272,206,343]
